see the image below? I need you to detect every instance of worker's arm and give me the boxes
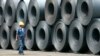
[16,34,18,41]
[16,30,18,41]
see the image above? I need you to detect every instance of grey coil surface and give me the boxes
[68,19,87,53]
[0,0,7,25]
[25,23,35,50]
[5,0,20,26]
[0,23,10,49]
[28,0,46,27]
[36,21,52,50]
[77,0,100,25]
[86,19,100,54]
[45,0,61,25]
[52,20,69,52]
[10,23,19,50]
[61,0,77,25]
[16,0,30,24]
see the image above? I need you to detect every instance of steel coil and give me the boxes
[61,0,77,25]
[4,0,20,26]
[25,23,37,50]
[45,0,61,25]
[86,19,100,54]
[77,0,100,25]
[28,0,46,27]
[68,19,87,53]
[10,23,19,50]
[36,21,52,50]
[16,0,30,25]
[0,0,7,25]
[52,20,69,52]
[0,23,10,49]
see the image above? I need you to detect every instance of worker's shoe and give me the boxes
[19,52,21,55]
[19,52,24,55]
[19,53,24,55]
[20,52,24,55]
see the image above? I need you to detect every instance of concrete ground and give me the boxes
[0,49,99,56]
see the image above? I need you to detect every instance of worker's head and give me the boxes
[19,21,25,28]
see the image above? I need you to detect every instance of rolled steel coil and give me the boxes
[77,0,100,25]
[16,0,30,25]
[45,0,62,25]
[68,19,87,53]
[61,0,77,25]
[28,0,46,27]
[25,23,37,50]
[52,20,69,52]
[4,0,20,26]
[36,21,52,50]
[86,19,100,54]
[0,0,7,25]
[10,23,19,50]
[0,23,10,49]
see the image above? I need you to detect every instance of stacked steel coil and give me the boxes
[0,0,100,55]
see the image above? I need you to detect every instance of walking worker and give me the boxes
[16,21,25,55]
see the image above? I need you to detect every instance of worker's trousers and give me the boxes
[19,39,24,53]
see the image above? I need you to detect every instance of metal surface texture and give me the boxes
[52,20,69,52]
[0,23,10,49]
[45,0,62,25]
[4,0,20,26]
[0,0,7,25]
[77,0,100,25]
[16,0,30,25]
[28,0,46,27]
[86,19,100,54]
[36,21,52,51]
[68,19,87,53]
[10,23,19,50]
[25,23,36,50]
[61,0,77,25]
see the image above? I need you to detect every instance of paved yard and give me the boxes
[0,49,99,56]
